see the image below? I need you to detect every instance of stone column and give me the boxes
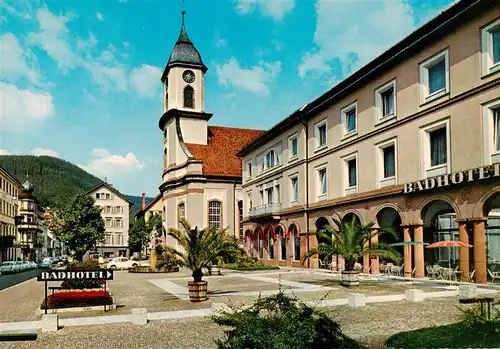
[472,218,487,284]
[413,225,425,278]
[403,226,412,278]
[363,240,370,274]
[457,220,470,282]
[370,227,380,274]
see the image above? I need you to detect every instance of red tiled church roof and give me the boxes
[185,126,265,178]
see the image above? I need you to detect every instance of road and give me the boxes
[0,269,41,291]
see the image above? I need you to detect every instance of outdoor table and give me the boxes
[459,297,495,320]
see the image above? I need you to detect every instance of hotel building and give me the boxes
[0,167,21,262]
[238,0,500,284]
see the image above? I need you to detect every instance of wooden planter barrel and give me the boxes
[341,270,360,287]
[188,281,208,302]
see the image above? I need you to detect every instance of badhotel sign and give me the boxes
[403,163,500,194]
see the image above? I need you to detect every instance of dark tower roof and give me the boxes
[161,11,207,83]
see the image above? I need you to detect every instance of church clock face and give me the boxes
[183,70,195,83]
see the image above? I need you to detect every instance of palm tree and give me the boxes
[307,213,401,285]
[165,219,244,300]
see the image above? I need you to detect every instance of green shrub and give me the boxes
[156,252,183,271]
[212,292,362,349]
[61,259,103,289]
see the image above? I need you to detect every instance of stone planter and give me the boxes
[341,270,360,287]
[188,281,208,302]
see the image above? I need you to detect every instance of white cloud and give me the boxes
[31,148,60,157]
[28,8,76,70]
[96,12,104,21]
[130,64,162,98]
[215,37,227,48]
[0,82,54,132]
[0,149,10,155]
[79,148,144,184]
[233,0,295,21]
[298,1,428,81]
[0,0,32,19]
[0,32,40,84]
[215,58,281,96]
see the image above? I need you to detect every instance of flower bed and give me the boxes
[41,290,113,309]
[128,265,179,273]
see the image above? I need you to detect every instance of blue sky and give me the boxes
[0,0,454,196]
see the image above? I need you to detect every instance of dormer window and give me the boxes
[183,86,194,108]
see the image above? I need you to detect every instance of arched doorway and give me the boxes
[288,223,300,261]
[315,217,329,231]
[342,212,361,226]
[264,225,274,260]
[421,200,457,267]
[377,207,403,262]
[484,192,500,274]
[276,225,286,261]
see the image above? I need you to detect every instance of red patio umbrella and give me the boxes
[426,240,473,268]
[427,240,473,248]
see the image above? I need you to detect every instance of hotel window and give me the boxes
[245,161,252,179]
[208,200,222,230]
[259,186,264,205]
[115,218,122,228]
[177,203,185,228]
[342,153,358,195]
[317,166,327,198]
[419,50,449,103]
[266,150,276,168]
[314,120,327,150]
[238,201,243,241]
[341,102,357,137]
[95,193,100,199]
[265,184,274,205]
[421,119,450,177]
[482,100,500,164]
[246,191,253,211]
[105,217,112,228]
[481,18,500,76]
[105,193,111,200]
[375,80,396,123]
[290,176,299,203]
[288,133,298,159]
[377,139,397,188]
[105,234,113,245]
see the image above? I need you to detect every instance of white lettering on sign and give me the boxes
[402,163,499,194]
[38,269,113,281]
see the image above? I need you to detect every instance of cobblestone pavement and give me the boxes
[0,277,45,322]
[7,296,491,349]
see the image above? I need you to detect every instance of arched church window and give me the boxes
[177,203,185,229]
[183,86,194,109]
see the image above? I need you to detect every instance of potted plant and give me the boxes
[210,256,225,276]
[306,213,401,287]
[165,219,243,302]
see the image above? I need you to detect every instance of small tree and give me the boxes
[307,213,401,272]
[213,291,363,349]
[128,217,150,253]
[54,194,105,261]
[165,219,243,282]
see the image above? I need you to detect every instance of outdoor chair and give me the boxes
[488,269,500,283]
[385,263,394,275]
[469,269,475,283]
[319,260,327,269]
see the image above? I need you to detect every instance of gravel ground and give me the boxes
[8,296,496,349]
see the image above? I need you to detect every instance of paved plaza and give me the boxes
[1,268,499,349]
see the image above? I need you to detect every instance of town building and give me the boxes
[86,182,133,258]
[238,0,500,284]
[0,166,22,262]
[136,193,162,223]
[157,12,264,245]
[16,178,45,261]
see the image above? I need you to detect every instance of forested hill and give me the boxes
[0,155,153,216]
[0,155,102,209]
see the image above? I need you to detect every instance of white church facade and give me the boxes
[158,13,263,245]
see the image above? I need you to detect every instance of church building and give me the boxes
[158,13,264,245]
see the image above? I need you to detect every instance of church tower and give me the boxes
[159,10,213,175]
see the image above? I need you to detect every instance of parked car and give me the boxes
[39,259,53,269]
[0,261,19,274]
[106,257,140,270]
[15,261,27,272]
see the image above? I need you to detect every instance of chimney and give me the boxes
[141,193,146,210]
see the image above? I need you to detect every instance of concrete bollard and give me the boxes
[459,285,477,299]
[406,289,424,302]
[131,308,148,325]
[347,293,366,307]
[41,314,59,332]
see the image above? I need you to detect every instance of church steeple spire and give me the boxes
[161,6,207,83]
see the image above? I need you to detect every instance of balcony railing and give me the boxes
[248,203,281,218]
